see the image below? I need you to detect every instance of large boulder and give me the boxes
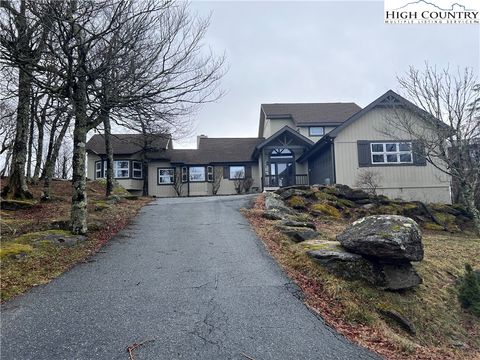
[337,215,424,262]
[264,193,295,215]
[308,245,422,290]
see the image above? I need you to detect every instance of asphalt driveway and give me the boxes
[1,195,378,360]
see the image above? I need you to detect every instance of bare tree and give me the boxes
[355,169,383,197]
[384,64,480,234]
[211,167,223,195]
[173,167,184,196]
[243,177,254,193]
[232,170,245,194]
[0,0,53,198]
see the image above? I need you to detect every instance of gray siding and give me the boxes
[308,144,334,185]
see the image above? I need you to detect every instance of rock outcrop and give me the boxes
[308,215,424,290]
[337,215,424,262]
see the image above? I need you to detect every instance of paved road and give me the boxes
[1,196,378,360]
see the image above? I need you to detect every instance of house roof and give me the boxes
[298,89,446,163]
[147,137,264,164]
[86,133,171,155]
[261,102,362,126]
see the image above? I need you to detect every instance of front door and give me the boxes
[270,161,294,187]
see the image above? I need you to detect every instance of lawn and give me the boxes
[0,179,151,302]
[244,194,480,360]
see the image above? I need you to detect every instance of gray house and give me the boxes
[86,90,451,203]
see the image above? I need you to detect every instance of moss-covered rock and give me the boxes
[0,243,33,259]
[310,203,341,218]
[287,195,307,209]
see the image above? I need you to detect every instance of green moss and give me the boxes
[423,222,445,231]
[0,243,33,259]
[310,203,341,218]
[336,198,356,208]
[314,191,338,202]
[14,230,71,244]
[287,195,306,209]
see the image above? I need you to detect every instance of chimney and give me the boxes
[197,134,208,148]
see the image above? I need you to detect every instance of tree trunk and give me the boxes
[3,67,33,199]
[42,115,70,200]
[460,183,480,235]
[32,110,46,182]
[103,114,114,197]
[62,154,68,179]
[26,99,35,180]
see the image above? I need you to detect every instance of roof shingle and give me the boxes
[86,134,171,155]
[261,102,361,125]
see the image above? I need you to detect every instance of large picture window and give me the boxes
[189,166,205,182]
[229,166,245,179]
[371,142,413,164]
[114,160,130,178]
[132,161,143,179]
[158,168,174,184]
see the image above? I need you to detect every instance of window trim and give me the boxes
[157,167,175,185]
[95,161,102,179]
[189,166,206,182]
[132,161,143,179]
[181,167,188,183]
[229,165,246,180]
[370,142,413,165]
[207,166,214,182]
[114,160,130,178]
[309,126,325,136]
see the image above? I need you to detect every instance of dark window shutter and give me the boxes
[245,165,252,178]
[412,140,427,166]
[357,141,371,167]
[223,166,229,179]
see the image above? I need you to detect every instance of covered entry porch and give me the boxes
[253,126,313,190]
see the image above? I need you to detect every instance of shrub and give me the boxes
[310,203,341,218]
[458,264,480,317]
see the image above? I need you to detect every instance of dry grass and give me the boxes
[243,194,480,360]
[0,179,151,302]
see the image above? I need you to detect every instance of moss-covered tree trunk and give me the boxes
[4,67,33,199]
[103,114,114,197]
[2,1,33,199]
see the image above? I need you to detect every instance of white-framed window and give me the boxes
[189,166,205,182]
[103,161,107,178]
[309,126,324,136]
[114,160,130,178]
[132,161,143,179]
[95,161,102,179]
[207,166,214,182]
[230,166,245,179]
[181,167,188,183]
[158,168,174,184]
[371,142,413,164]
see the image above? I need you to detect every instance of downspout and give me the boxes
[331,138,336,184]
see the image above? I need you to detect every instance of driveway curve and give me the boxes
[1,195,379,360]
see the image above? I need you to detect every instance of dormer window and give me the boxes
[309,127,324,136]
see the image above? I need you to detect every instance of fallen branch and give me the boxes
[240,352,257,360]
[126,339,154,360]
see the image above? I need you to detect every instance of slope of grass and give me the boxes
[1,179,150,302]
[243,194,480,360]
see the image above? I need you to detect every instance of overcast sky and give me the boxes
[174,0,479,148]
